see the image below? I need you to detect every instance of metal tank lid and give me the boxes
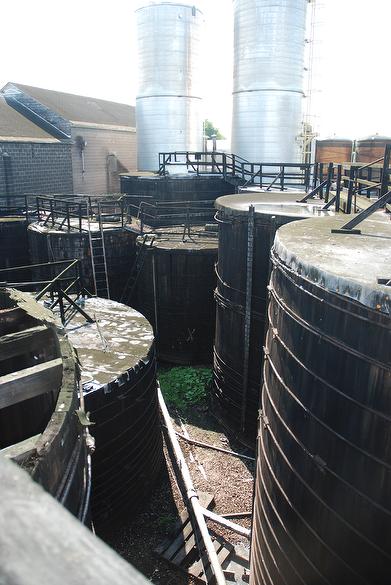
[138,226,218,253]
[316,136,353,143]
[357,134,391,142]
[135,1,203,14]
[274,212,391,314]
[215,192,334,219]
[65,297,154,386]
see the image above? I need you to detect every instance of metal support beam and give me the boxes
[332,190,391,233]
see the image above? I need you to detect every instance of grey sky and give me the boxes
[1,0,389,141]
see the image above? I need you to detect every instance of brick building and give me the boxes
[1,83,137,195]
[0,94,73,201]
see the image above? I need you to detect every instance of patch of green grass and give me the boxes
[158,366,212,409]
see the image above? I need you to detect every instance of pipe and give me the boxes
[200,507,250,539]
[158,387,226,585]
[174,430,255,462]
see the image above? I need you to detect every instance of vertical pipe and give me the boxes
[241,205,255,433]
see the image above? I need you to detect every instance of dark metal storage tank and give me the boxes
[28,221,137,301]
[65,297,163,525]
[356,134,391,164]
[120,174,237,226]
[0,216,29,279]
[213,193,333,446]
[251,213,391,585]
[134,227,218,364]
[315,137,353,164]
[0,288,90,522]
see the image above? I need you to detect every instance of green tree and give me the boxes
[204,119,225,140]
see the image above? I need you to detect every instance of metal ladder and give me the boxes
[120,233,155,305]
[87,201,110,299]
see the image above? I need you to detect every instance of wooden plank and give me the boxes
[0,358,63,408]
[188,537,233,583]
[161,516,193,561]
[170,532,197,566]
[155,492,215,558]
[0,325,51,361]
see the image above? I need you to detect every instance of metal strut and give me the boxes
[332,190,391,234]
[241,205,255,433]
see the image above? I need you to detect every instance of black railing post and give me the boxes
[325,162,333,203]
[304,164,311,191]
[280,166,285,191]
[78,203,82,233]
[319,163,324,199]
[346,165,355,213]
[380,144,391,198]
[336,164,342,212]
[367,166,372,198]
[313,162,318,190]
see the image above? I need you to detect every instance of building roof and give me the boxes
[0,95,59,142]
[3,83,136,128]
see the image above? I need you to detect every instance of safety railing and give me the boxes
[35,195,131,233]
[0,195,37,221]
[0,259,93,325]
[158,151,313,190]
[124,198,216,233]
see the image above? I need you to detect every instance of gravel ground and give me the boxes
[98,399,255,584]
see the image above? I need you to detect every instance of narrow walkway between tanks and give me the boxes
[98,389,255,585]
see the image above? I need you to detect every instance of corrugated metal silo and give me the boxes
[136,2,204,171]
[231,0,307,163]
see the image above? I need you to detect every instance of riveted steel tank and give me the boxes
[120,174,237,227]
[212,193,333,446]
[136,2,204,171]
[65,297,163,525]
[231,0,307,163]
[28,221,137,301]
[251,212,391,585]
[0,288,90,522]
[134,226,218,364]
[0,216,29,280]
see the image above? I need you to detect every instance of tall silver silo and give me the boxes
[231,0,307,163]
[136,2,204,171]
